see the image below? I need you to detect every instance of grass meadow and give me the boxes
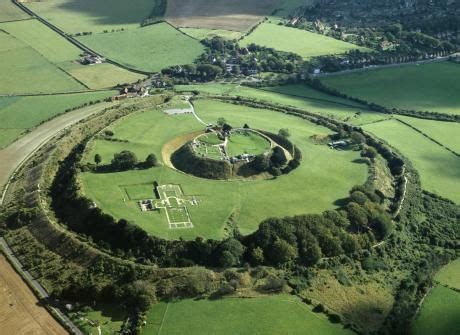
[0,91,115,148]
[411,285,460,335]
[0,0,30,22]
[363,119,460,203]
[240,22,369,59]
[69,303,126,335]
[25,0,162,34]
[397,116,460,154]
[322,61,460,115]
[77,23,205,72]
[226,132,270,157]
[0,28,84,94]
[80,98,367,240]
[434,258,460,290]
[61,62,146,89]
[144,295,353,335]
[175,83,387,125]
[0,19,144,92]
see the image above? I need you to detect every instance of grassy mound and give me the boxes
[80,98,367,239]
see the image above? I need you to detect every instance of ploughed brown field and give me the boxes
[0,255,67,335]
[165,0,279,31]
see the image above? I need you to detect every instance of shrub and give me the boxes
[111,150,138,171]
[144,153,158,168]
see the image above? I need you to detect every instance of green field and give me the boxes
[175,83,386,125]
[80,98,367,239]
[0,0,29,22]
[363,119,460,203]
[0,28,84,94]
[198,133,223,145]
[0,91,115,148]
[322,61,460,115]
[397,116,460,154]
[240,22,369,59]
[0,18,81,62]
[434,258,460,290]
[144,295,353,335]
[411,285,460,335]
[0,19,141,93]
[25,0,162,34]
[68,304,126,335]
[61,62,145,89]
[77,23,205,72]
[226,131,271,158]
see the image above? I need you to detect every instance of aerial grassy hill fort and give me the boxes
[0,0,458,334]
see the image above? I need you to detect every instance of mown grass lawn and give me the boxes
[240,22,369,59]
[322,61,460,115]
[80,98,367,240]
[363,119,460,203]
[144,295,354,335]
[411,285,460,335]
[226,131,270,157]
[77,23,205,72]
[175,83,386,125]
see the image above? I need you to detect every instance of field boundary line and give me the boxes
[11,0,154,75]
[256,86,367,110]
[313,55,454,78]
[0,17,34,24]
[395,118,459,157]
[0,88,114,97]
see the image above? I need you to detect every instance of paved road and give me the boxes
[0,101,113,204]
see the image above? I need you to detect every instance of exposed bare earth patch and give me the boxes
[165,0,279,31]
[0,254,67,335]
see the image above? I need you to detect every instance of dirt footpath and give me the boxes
[0,254,67,334]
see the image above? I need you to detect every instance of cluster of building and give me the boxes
[79,52,104,65]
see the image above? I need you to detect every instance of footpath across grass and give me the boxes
[175,83,386,125]
[144,295,354,335]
